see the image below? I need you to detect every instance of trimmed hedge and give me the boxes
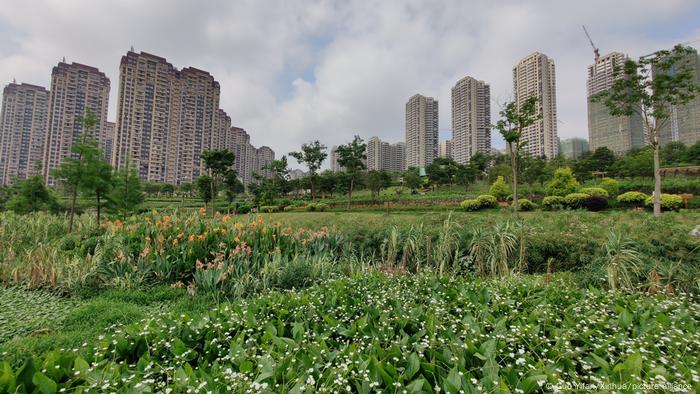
[542,196,565,210]
[476,194,498,208]
[616,191,648,207]
[516,198,536,211]
[645,194,683,212]
[564,193,589,209]
[460,199,482,211]
[306,203,329,212]
[579,187,609,198]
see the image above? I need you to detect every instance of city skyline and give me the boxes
[1,1,699,170]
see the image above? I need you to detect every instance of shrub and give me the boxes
[236,204,252,214]
[306,203,329,212]
[259,205,280,213]
[546,167,580,197]
[645,194,683,212]
[583,195,608,212]
[542,196,565,210]
[616,191,648,207]
[579,187,609,198]
[599,178,619,197]
[476,194,498,208]
[516,198,536,211]
[564,193,589,209]
[488,176,511,201]
[460,199,482,211]
[283,206,294,212]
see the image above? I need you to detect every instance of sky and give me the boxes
[1,0,699,169]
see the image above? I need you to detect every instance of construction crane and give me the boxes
[582,25,600,61]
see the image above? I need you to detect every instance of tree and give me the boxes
[318,171,337,198]
[222,171,245,205]
[469,152,492,173]
[86,152,112,226]
[289,141,327,200]
[5,176,59,213]
[588,147,617,173]
[545,167,580,197]
[50,110,103,232]
[455,164,479,192]
[161,184,175,196]
[593,45,700,216]
[426,157,458,188]
[493,97,541,211]
[520,155,549,187]
[366,170,391,197]
[336,135,367,205]
[196,175,213,211]
[201,149,236,216]
[686,141,700,165]
[108,163,143,220]
[264,156,291,195]
[402,167,422,192]
[661,141,687,165]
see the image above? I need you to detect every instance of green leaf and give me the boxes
[445,367,462,393]
[292,322,305,342]
[16,358,36,392]
[73,357,89,377]
[589,353,610,372]
[619,309,633,329]
[406,378,426,393]
[624,352,643,376]
[405,353,420,379]
[0,362,16,393]
[32,371,57,394]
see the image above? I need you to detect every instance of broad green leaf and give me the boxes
[32,371,57,394]
[406,378,426,393]
[0,362,16,393]
[405,353,420,379]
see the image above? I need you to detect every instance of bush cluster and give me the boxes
[541,196,565,210]
[578,187,609,198]
[645,194,683,211]
[516,198,536,211]
[616,191,648,207]
[461,194,498,211]
[305,202,329,212]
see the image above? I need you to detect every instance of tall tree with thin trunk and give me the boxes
[201,149,236,217]
[289,141,327,201]
[493,97,540,211]
[593,45,700,216]
[108,159,143,220]
[51,110,99,232]
[336,135,366,208]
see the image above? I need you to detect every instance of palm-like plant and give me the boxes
[490,222,518,277]
[603,229,642,291]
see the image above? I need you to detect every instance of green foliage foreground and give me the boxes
[1,274,698,393]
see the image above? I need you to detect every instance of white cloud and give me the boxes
[0,0,698,169]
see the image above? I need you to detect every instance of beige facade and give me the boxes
[256,146,275,179]
[330,146,341,172]
[113,52,178,181]
[405,94,438,169]
[513,52,558,159]
[114,53,221,184]
[451,76,490,164]
[587,52,645,154]
[0,83,50,185]
[656,48,700,146]
[439,140,452,159]
[43,62,110,185]
[367,136,405,172]
[104,121,115,163]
